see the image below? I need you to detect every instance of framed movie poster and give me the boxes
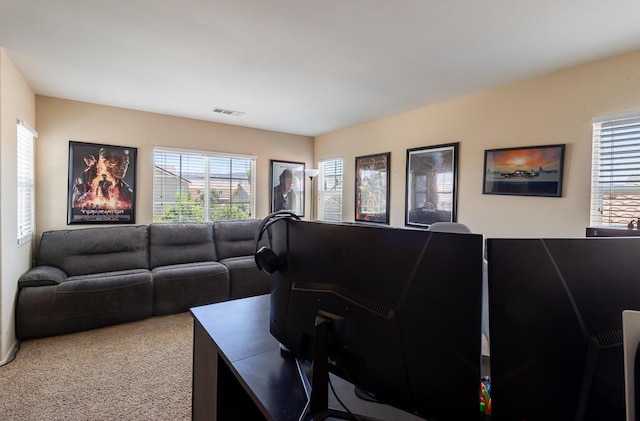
[483,144,565,197]
[270,160,305,217]
[405,143,458,228]
[67,141,137,224]
[355,152,390,224]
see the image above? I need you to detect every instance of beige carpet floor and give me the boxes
[0,312,193,421]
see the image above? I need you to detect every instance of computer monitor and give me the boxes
[487,237,640,421]
[267,220,484,421]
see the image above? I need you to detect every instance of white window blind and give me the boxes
[17,120,37,246]
[436,171,454,212]
[153,148,255,222]
[317,158,343,222]
[590,113,640,226]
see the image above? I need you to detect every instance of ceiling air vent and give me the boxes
[213,107,245,117]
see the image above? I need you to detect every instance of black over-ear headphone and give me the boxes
[254,211,301,274]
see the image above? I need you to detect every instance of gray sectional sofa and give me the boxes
[16,219,269,339]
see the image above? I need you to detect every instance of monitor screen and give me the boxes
[268,220,484,421]
[487,237,640,421]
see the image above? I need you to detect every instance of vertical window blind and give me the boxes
[153,148,255,223]
[17,120,37,246]
[317,158,343,222]
[590,113,640,226]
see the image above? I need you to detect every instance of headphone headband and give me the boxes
[254,211,300,274]
[255,211,300,244]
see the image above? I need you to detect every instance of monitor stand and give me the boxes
[295,315,384,421]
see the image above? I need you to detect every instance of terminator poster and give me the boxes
[67,141,137,224]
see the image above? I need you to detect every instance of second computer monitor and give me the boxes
[488,237,640,421]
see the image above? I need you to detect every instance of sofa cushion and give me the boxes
[213,219,261,260]
[37,225,149,276]
[219,256,271,299]
[16,269,153,339]
[151,261,230,315]
[149,223,216,269]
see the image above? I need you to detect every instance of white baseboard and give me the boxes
[0,339,20,366]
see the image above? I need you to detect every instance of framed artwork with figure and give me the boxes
[270,160,305,217]
[405,143,458,228]
[67,141,137,224]
[355,152,390,224]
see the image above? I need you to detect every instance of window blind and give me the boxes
[153,148,255,222]
[17,120,37,246]
[590,114,640,226]
[317,158,343,222]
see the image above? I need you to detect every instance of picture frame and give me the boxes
[405,143,458,228]
[482,144,565,197]
[355,152,390,224]
[270,160,305,217]
[67,141,137,224]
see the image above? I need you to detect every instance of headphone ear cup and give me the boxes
[255,245,280,275]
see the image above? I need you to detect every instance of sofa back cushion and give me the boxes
[37,226,149,276]
[213,219,261,260]
[149,223,216,268]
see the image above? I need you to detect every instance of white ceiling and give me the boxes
[1,1,640,137]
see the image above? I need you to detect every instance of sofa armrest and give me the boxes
[18,266,67,288]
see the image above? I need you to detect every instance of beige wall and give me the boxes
[35,97,314,237]
[0,48,36,363]
[315,49,640,238]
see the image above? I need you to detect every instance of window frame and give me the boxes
[153,147,256,223]
[17,119,37,246]
[590,112,640,226]
[317,157,344,222]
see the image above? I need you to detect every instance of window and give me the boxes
[435,171,454,212]
[17,120,37,246]
[153,148,255,222]
[317,158,343,221]
[590,113,640,226]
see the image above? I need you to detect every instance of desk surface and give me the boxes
[191,294,426,421]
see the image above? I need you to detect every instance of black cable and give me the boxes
[327,374,363,421]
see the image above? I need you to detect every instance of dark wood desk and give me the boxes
[190,294,425,421]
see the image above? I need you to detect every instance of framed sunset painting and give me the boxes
[483,144,565,197]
